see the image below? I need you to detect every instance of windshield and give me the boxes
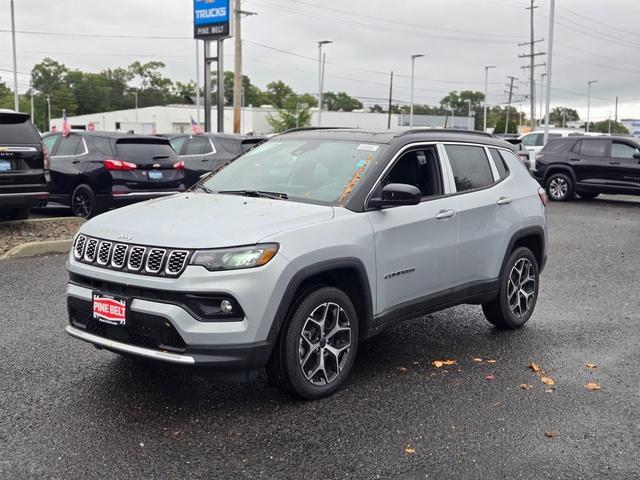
[200,138,385,205]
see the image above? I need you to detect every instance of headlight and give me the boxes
[190,243,279,271]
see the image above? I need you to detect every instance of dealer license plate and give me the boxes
[0,160,11,172]
[148,171,163,179]
[92,292,128,326]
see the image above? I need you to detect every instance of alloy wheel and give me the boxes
[72,190,92,218]
[298,302,352,385]
[548,177,568,200]
[507,258,536,318]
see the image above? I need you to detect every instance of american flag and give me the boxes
[62,110,71,137]
[190,116,204,135]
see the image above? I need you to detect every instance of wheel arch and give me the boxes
[543,164,576,186]
[500,226,546,277]
[266,258,374,350]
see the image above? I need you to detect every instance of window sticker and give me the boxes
[357,144,379,152]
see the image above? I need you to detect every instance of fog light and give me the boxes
[220,299,234,314]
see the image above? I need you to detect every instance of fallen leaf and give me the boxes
[397,367,408,373]
[442,360,457,366]
[544,388,554,393]
[541,376,555,386]
[519,383,533,390]
[486,359,497,364]
[404,446,416,455]
[544,431,559,438]
[484,374,495,381]
[528,362,541,373]
[432,360,444,368]
[585,363,598,369]
[473,357,483,363]
[585,382,601,391]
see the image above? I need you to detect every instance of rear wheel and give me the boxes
[545,173,574,201]
[482,247,539,329]
[266,286,358,399]
[578,192,600,200]
[71,184,103,219]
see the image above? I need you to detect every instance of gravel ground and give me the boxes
[0,218,83,256]
[1,196,639,479]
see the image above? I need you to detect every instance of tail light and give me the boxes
[104,159,137,171]
[42,145,50,171]
[538,187,547,207]
[173,160,185,170]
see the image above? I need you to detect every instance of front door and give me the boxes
[367,145,459,315]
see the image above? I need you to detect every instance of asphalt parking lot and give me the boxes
[1,197,639,480]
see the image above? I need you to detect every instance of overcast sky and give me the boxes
[1,0,639,122]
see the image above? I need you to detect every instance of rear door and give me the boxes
[179,135,217,185]
[49,133,88,197]
[571,139,609,187]
[609,140,640,190]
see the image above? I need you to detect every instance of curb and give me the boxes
[1,216,84,227]
[0,239,73,260]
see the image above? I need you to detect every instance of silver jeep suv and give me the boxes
[66,129,548,399]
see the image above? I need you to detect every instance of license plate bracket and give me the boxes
[92,292,129,326]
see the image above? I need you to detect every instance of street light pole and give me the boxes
[233,4,257,133]
[317,40,332,127]
[409,54,424,128]
[10,0,19,111]
[133,92,138,123]
[483,65,496,133]
[538,72,547,127]
[465,99,472,130]
[586,79,598,133]
[542,0,555,145]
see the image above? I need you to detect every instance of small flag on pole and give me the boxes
[190,116,204,135]
[62,110,71,137]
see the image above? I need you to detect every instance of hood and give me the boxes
[81,193,334,248]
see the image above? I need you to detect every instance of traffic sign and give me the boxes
[194,0,232,40]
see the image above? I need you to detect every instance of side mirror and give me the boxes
[633,152,640,160]
[369,183,421,208]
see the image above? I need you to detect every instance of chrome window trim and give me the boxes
[51,137,89,159]
[440,141,506,194]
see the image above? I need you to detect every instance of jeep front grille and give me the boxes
[72,235,191,277]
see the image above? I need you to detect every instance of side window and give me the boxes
[445,145,495,192]
[54,135,82,156]
[489,148,509,179]
[521,133,539,147]
[41,135,59,154]
[579,139,607,157]
[381,147,442,198]
[90,137,113,156]
[611,142,639,159]
[184,136,214,155]
[170,136,187,154]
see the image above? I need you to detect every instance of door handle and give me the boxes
[496,197,512,205]
[568,157,580,162]
[435,209,455,220]
[609,161,620,165]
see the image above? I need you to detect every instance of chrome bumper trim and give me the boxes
[65,325,195,364]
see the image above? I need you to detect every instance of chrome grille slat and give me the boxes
[84,238,98,262]
[111,244,128,268]
[145,248,166,273]
[96,241,112,265]
[74,236,189,277]
[166,250,189,275]
[127,246,146,271]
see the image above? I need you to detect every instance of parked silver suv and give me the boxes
[66,128,548,399]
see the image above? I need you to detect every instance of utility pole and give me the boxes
[46,95,51,131]
[483,65,496,132]
[216,39,224,132]
[519,0,545,130]
[10,0,19,111]
[317,40,332,127]
[133,92,138,123]
[586,79,598,133]
[562,108,566,128]
[538,72,547,127]
[608,112,612,134]
[465,99,472,130]
[542,0,555,145]
[196,41,200,124]
[505,76,518,134]
[30,90,34,123]
[387,71,394,130]
[409,54,424,128]
[614,96,618,124]
[233,3,257,133]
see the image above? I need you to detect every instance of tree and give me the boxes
[549,107,579,125]
[493,116,518,134]
[322,91,363,112]
[440,90,485,113]
[588,120,629,135]
[265,81,296,109]
[267,103,311,133]
[369,104,384,113]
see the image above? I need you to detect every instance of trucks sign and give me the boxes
[194,0,232,39]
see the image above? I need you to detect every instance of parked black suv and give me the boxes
[535,136,640,201]
[0,111,49,220]
[169,133,265,187]
[42,131,186,218]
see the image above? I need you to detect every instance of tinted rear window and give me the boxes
[0,115,40,144]
[115,140,176,161]
[578,139,607,157]
[445,145,495,192]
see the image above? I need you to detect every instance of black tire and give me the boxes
[71,184,103,219]
[7,207,31,220]
[545,172,574,202]
[266,286,358,400]
[578,192,599,200]
[482,247,540,329]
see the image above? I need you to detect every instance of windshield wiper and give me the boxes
[197,184,215,194]
[218,189,288,200]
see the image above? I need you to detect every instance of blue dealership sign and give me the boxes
[194,0,232,39]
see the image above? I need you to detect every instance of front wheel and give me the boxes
[482,247,540,329]
[266,286,358,400]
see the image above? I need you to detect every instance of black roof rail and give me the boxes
[397,128,494,138]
